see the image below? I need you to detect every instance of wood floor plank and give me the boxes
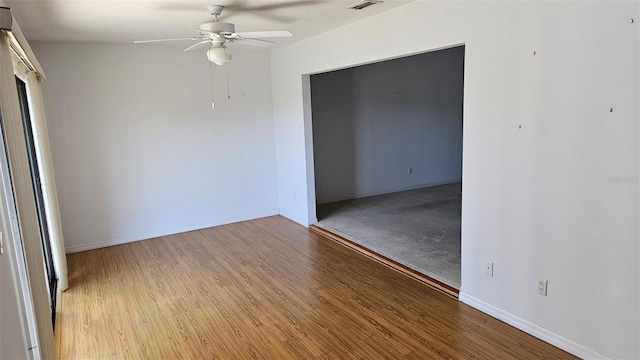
[56,215,577,359]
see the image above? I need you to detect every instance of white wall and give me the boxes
[32,42,279,253]
[271,1,639,359]
[311,47,464,204]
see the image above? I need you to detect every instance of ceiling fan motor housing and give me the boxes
[200,22,235,36]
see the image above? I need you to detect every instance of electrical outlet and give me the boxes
[484,261,493,276]
[537,278,548,296]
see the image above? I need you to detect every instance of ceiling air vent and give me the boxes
[348,0,382,10]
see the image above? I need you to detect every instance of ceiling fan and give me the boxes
[134,4,293,66]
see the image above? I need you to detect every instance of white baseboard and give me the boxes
[459,292,611,360]
[317,179,462,205]
[279,210,310,227]
[65,212,279,253]
[64,228,172,253]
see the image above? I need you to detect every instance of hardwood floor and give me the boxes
[309,225,459,298]
[56,216,576,359]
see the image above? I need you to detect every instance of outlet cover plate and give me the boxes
[484,261,493,276]
[537,278,548,296]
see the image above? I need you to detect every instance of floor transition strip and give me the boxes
[309,224,459,299]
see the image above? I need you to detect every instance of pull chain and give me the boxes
[209,54,215,108]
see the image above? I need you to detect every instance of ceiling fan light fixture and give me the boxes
[207,44,232,66]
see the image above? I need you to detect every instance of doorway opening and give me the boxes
[309,46,464,290]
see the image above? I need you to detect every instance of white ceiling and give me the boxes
[6,0,413,49]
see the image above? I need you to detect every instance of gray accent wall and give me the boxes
[311,46,464,204]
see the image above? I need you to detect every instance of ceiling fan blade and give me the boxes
[225,1,322,12]
[231,38,275,48]
[184,40,211,52]
[134,37,202,44]
[189,28,225,39]
[154,1,322,23]
[190,27,214,34]
[222,1,322,22]
[235,31,293,39]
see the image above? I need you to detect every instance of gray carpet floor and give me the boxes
[316,183,461,289]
